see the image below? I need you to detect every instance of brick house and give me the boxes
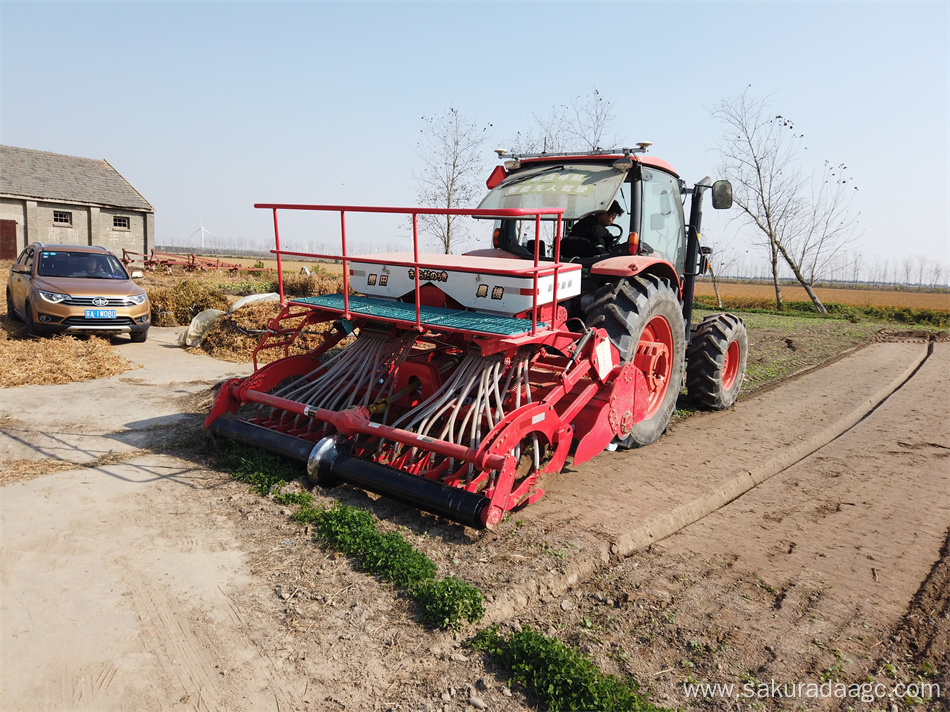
[0,145,155,260]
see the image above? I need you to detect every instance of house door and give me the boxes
[0,220,17,260]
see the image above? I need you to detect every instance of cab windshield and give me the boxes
[476,163,627,222]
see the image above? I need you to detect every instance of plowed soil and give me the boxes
[694,279,950,311]
[1,331,948,711]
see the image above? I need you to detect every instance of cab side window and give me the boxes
[19,247,35,271]
[639,170,686,274]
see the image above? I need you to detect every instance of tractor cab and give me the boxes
[476,150,689,277]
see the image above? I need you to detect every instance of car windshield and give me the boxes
[476,162,627,221]
[36,251,129,279]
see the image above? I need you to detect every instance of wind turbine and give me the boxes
[186,221,212,249]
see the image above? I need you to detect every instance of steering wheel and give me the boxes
[605,224,624,249]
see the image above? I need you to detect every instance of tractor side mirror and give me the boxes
[699,245,713,275]
[711,180,733,210]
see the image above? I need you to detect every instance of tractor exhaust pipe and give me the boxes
[209,419,489,529]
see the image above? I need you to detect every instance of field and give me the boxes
[2,259,948,711]
[694,279,950,311]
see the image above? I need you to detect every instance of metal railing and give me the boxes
[255,204,567,335]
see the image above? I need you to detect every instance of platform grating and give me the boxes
[290,294,546,336]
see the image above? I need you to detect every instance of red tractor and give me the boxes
[206,146,747,529]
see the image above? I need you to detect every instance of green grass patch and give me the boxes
[214,445,483,631]
[313,503,437,588]
[306,502,484,630]
[413,575,486,631]
[469,625,664,711]
[215,442,302,496]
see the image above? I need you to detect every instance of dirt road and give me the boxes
[1,334,946,711]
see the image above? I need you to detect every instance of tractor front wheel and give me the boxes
[686,313,748,410]
[585,275,685,448]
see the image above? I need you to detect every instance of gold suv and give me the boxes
[6,243,150,342]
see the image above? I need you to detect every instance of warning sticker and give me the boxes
[595,338,614,381]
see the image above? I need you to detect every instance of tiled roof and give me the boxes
[0,145,153,211]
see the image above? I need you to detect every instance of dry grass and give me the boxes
[0,451,138,486]
[0,325,134,388]
[148,279,230,326]
[0,274,134,388]
[197,301,333,364]
[278,269,345,298]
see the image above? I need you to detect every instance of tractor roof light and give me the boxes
[503,159,521,171]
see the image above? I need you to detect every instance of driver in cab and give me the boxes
[82,254,108,276]
[566,200,624,256]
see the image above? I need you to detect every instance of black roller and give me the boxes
[208,419,489,529]
[209,418,315,462]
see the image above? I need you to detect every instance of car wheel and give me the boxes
[6,288,21,322]
[130,329,148,343]
[24,301,38,336]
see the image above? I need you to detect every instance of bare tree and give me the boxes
[901,256,914,287]
[916,254,930,288]
[704,236,748,303]
[712,90,860,313]
[850,251,864,285]
[928,260,945,288]
[414,108,490,254]
[511,87,621,154]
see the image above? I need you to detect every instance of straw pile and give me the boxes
[197,301,333,364]
[275,269,345,298]
[0,295,133,389]
[148,280,229,326]
[195,267,346,363]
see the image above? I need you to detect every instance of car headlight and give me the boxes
[38,290,69,304]
[126,293,147,306]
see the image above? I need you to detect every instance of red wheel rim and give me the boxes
[633,315,674,419]
[722,339,740,391]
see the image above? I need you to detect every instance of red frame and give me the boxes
[256,203,565,337]
[206,201,652,528]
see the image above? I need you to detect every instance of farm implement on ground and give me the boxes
[206,146,748,529]
[121,248,253,274]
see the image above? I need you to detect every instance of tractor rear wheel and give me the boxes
[686,313,748,410]
[585,275,685,448]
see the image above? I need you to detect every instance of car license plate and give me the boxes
[85,309,117,319]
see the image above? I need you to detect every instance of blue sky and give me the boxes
[1,1,947,280]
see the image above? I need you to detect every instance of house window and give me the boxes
[113,216,130,230]
[53,211,72,226]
